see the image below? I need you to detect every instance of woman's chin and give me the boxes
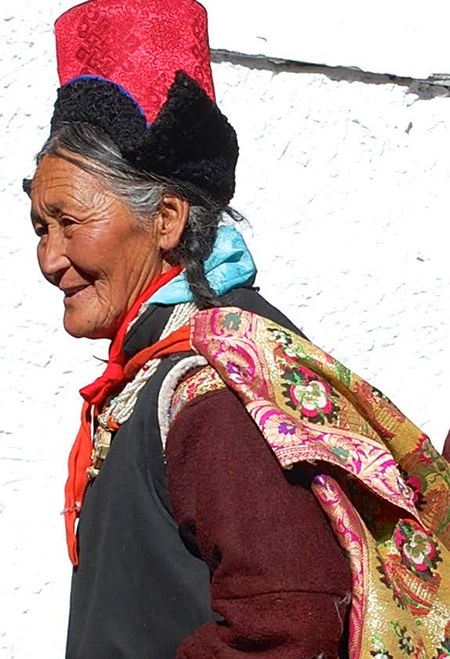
[63,310,116,340]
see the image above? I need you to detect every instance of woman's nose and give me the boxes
[38,229,71,285]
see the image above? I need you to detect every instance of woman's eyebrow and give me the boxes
[45,202,64,216]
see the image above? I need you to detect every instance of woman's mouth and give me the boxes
[62,284,90,301]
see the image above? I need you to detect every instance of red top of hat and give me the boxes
[55,0,215,124]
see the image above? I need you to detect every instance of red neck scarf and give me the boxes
[64,266,192,565]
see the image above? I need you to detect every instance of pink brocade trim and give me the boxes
[170,365,226,424]
[247,399,419,519]
[312,474,368,659]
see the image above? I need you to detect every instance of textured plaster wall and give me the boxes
[1,2,449,658]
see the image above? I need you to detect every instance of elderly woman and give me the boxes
[30,135,352,658]
[26,1,450,658]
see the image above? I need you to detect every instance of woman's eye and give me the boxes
[61,216,77,228]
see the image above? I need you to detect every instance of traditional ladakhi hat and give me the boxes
[50,0,238,204]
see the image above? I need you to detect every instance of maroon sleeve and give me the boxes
[166,387,352,658]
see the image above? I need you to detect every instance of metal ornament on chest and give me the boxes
[85,302,197,481]
[87,426,113,480]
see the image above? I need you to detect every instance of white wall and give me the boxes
[203,0,450,78]
[1,2,449,658]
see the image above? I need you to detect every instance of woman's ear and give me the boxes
[157,195,189,251]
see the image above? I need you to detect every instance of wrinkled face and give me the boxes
[30,154,164,339]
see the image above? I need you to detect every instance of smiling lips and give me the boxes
[62,284,89,298]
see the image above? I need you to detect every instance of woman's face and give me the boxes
[30,154,164,339]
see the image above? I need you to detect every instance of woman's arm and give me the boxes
[166,387,352,658]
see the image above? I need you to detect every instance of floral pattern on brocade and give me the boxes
[171,308,450,658]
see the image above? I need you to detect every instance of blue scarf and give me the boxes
[147,226,257,306]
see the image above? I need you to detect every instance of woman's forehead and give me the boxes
[32,155,107,200]
[30,155,119,221]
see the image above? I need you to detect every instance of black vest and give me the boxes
[66,290,305,659]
